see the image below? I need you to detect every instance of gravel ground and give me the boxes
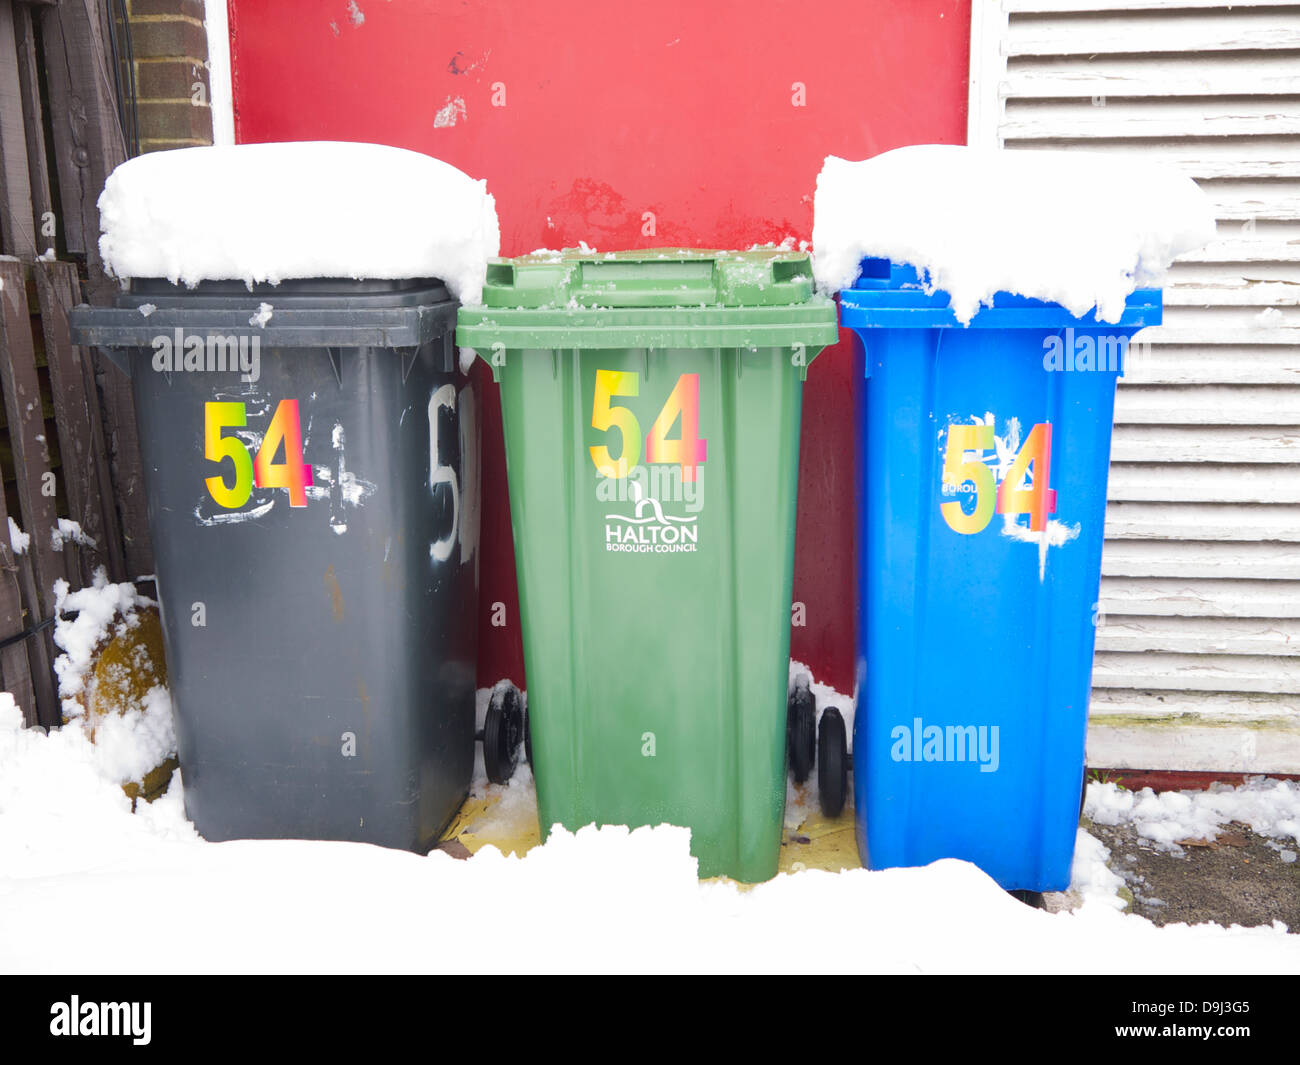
[1086,819,1299,929]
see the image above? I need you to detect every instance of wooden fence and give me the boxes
[0,0,152,727]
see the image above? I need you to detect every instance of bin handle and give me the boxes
[90,346,131,378]
[570,259,719,308]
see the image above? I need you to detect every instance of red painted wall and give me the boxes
[227,0,971,694]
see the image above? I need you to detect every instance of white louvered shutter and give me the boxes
[968,0,1300,773]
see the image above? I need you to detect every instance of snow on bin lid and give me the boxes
[811,145,1216,325]
[97,141,500,304]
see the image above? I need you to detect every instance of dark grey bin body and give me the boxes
[70,279,479,852]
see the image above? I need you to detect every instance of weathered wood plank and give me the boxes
[92,350,152,579]
[1165,283,1300,306]
[1009,0,1300,11]
[35,259,126,584]
[0,256,63,723]
[1177,241,1300,264]
[90,351,150,579]
[1138,324,1300,345]
[0,502,36,726]
[1122,347,1300,386]
[1091,687,1298,717]
[1006,13,1300,56]
[1002,70,1300,99]
[38,0,126,292]
[0,258,65,598]
[1092,651,1300,694]
[1113,387,1300,426]
[1109,425,1300,464]
[1102,539,1300,580]
[14,4,52,256]
[1099,577,1300,618]
[0,0,36,259]
[1095,615,1300,656]
[1003,113,1300,140]
[1087,720,1300,775]
[1104,502,1300,542]
[1108,464,1300,505]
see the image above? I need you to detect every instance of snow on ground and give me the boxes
[97,142,500,304]
[1,689,1296,974]
[1088,778,1300,859]
[812,145,1216,323]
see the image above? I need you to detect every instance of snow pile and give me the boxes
[0,707,1297,973]
[1069,828,1130,913]
[0,695,196,881]
[81,684,176,789]
[7,516,27,556]
[98,142,501,304]
[51,572,150,707]
[812,145,1216,323]
[50,518,96,552]
[1087,778,1300,854]
[49,571,175,787]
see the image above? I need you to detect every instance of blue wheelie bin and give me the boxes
[842,257,1161,892]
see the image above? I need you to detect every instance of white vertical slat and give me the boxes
[967,1,1300,773]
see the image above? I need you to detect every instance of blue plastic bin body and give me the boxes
[842,259,1161,891]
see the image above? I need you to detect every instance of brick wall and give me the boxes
[126,0,213,152]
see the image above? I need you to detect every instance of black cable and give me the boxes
[0,614,56,653]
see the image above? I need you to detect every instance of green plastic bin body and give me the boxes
[458,250,837,881]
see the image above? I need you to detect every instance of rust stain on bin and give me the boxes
[324,565,345,621]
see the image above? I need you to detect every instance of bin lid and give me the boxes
[479,248,819,309]
[840,258,1162,330]
[457,248,839,369]
[69,276,457,350]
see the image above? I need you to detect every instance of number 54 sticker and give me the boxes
[940,421,1056,535]
[205,399,312,508]
[590,369,708,482]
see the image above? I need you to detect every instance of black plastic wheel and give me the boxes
[788,684,816,784]
[484,686,523,784]
[1009,889,1046,909]
[817,706,848,818]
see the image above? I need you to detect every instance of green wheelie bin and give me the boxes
[457,248,838,881]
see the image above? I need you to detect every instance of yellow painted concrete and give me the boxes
[442,776,863,878]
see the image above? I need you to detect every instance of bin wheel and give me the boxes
[788,685,816,784]
[817,707,848,818]
[1009,889,1046,910]
[484,686,523,785]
